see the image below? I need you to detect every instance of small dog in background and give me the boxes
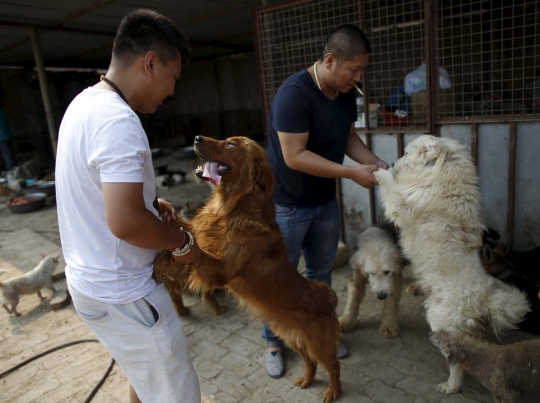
[155,165,186,189]
[429,330,540,403]
[339,224,404,338]
[0,254,59,316]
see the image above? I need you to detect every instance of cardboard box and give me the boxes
[411,89,455,124]
[354,103,378,128]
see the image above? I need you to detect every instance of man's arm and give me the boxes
[345,123,389,169]
[278,130,379,188]
[102,182,200,265]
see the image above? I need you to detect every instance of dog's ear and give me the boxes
[419,139,447,166]
[251,159,274,198]
[446,343,465,365]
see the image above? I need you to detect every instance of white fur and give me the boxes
[373,135,530,394]
[0,254,59,316]
[339,226,404,338]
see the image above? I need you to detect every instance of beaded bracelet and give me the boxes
[170,230,194,257]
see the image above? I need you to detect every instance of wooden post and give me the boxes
[30,27,57,158]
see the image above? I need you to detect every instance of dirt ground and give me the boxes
[0,166,538,403]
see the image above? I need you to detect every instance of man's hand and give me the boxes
[374,160,389,170]
[158,198,178,227]
[171,238,203,267]
[348,164,379,188]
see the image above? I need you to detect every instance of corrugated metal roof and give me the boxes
[0,0,285,68]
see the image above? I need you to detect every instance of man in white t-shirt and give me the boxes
[56,9,201,403]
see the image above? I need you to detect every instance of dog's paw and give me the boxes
[436,382,460,395]
[176,306,191,316]
[294,375,313,389]
[379,321,400,338]
[322,387,341,403]
[373,168,393,185]
[214,305,229,315]
[339,316,357,332]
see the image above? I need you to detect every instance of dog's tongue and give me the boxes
[202,162,222,185]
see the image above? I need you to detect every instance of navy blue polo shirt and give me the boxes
[267,69,357,207]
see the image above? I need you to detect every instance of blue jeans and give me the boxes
[262,198,341,347]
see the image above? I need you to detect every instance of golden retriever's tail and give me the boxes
[485,280,530,336]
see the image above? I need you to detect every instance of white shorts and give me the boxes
[69,282,200,403]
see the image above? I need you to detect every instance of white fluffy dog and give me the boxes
[0,254,59,316]
[339,225,404,338]
[373,135,529,395]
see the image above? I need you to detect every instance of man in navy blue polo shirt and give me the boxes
[263,24,389,379]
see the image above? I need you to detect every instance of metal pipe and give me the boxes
[366,133,376,225]
[30,27,57,158]
[397,133,404,158]
[253,7,269,147]
[471,123,478,167]
[427,0,439,133]
[506,122,517,247]
[358,0,370,131]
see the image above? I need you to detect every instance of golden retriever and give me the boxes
[155,136,341,403]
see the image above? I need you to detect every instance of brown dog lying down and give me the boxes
[429,330,540,403]
[155,136,341,403]
[153,252,228,316]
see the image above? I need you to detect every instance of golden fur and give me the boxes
[155,136,341,402]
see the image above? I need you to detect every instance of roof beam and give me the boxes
[0,19,115,37]
[0,0,115,54]
[177,0,262,26]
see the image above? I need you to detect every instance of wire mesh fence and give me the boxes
[255,0,540,132]
[437,0,539,122]
[361,0,428,130]
[255,0,359,118]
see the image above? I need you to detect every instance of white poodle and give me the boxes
[339,225,404,338]
[373,135,529,395]
[0,254,59,316]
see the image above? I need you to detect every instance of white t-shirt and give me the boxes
[56,88,159,304]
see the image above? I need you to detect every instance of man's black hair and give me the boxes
[320,24,371,62]
[112,9,190,67]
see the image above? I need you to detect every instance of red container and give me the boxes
[380,106,410,127]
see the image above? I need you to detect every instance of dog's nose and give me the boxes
[391,162,395,168]
[194,136,203,144]
[377,292,388,300]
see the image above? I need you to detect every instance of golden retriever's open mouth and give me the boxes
[195,152,230,185]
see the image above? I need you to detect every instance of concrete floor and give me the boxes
[0,175,537,403]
